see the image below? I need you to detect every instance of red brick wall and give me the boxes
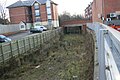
[92,0,120,22]
[51,4,58,20]
[92,1,96,22]
[9,2,58,24]
[31,2,41,22]
[104,0,120,18]
[31,6,35,22]
[62,20,92,26]
[9,7,27,24]
[92,0,103,22]
[40,4,47,22]
[31,3,47,22]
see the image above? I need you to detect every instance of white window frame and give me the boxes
[46,0,51,7]
[35,10,40,16]
[34,2,39,9]
[48,14,52,20]
[35,17,41,22]
[47,7,51,14]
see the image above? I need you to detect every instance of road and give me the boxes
[8,31,31,40]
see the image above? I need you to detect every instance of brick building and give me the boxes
[62,19,92,34]
[92,0,120,23]
[85,2,93,20]
[62,19,92,26]
[7,0,59,29]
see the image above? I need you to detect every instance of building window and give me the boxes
[35,10,40,16]
[46,0,51,7]
[35,17,40,22]
[27,16,29,22]
[34,3,39,9]
[27,7,32,15]
[47,7,51,14]
[48,14,52,20]
[21,25,24,28]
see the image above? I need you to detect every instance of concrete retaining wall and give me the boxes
[0,24,20,34]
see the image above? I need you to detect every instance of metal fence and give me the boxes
[87,22,120,80]
[0,28,62,63]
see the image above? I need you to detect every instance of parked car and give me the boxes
[0,35,11,43]
[30,26,43,33]
[40,26,47,31]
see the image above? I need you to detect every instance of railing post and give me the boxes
[28,37,31,51]
[10,42,13,57]
[1,44,4,65]
[17,40,20,55]
[23,39,26,53]
[98,29,107,80]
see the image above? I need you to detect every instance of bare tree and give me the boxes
[59,11,85,26]
[0,0,7,24]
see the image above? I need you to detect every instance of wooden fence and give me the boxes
[0,28,62,63]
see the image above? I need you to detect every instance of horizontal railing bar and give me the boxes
[105,39,120,80]
[87,22,120,80]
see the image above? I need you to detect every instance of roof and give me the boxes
[7,0,34,8]
[37,0,47,4]
[7,0,57,8]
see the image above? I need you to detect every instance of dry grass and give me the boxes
[0,34,94,80]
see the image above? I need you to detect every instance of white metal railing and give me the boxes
[87,22,120,80]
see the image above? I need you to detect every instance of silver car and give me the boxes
[30,26,43,33]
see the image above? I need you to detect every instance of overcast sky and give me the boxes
[52,0,93,15]
[0,0,93,18]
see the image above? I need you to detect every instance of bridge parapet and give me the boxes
[87,22,120,80]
